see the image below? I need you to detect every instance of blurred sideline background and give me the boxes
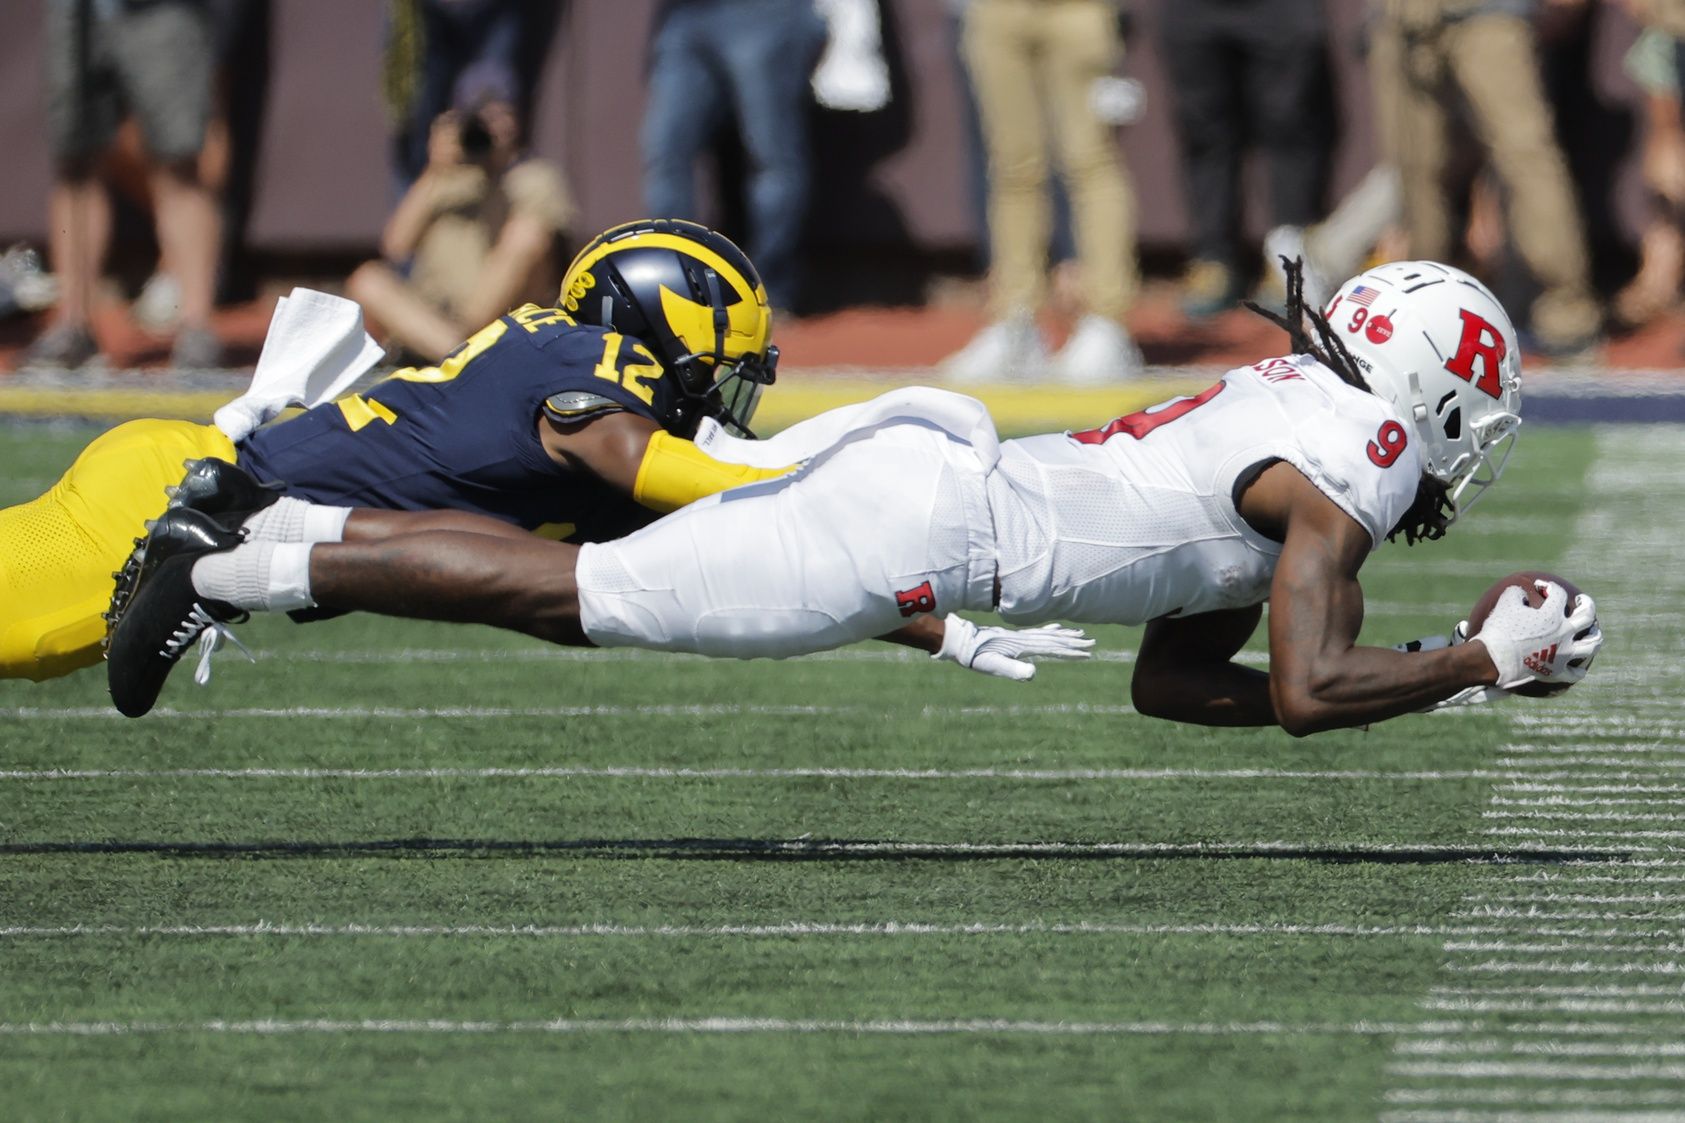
[0,0,1681,431]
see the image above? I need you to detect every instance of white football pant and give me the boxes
[575,425,998,657]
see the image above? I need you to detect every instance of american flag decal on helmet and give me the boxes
[1348,285,1379,307]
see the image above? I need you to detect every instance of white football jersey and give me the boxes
[987,355,1423,626]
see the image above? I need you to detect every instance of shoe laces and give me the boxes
[192,622,255,686]
[158,603,255,686]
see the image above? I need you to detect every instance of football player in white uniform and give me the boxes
[107,260,1603,730]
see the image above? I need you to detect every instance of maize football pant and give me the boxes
[575,426,999,658]
[0,419,236,680]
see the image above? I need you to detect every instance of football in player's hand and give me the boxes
[1466,571,1587,696]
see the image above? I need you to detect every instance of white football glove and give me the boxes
[1473,582,1603,690]
[933,613,1095,682]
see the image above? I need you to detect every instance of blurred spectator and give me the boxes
[1627,0,1685,37]
[1298,165,1404,306]
[640,0,829,313]
[108,0,266,332]
[1368,0,1601,356]
[25,0,225,371]
[942,0,1141,385]
[347,63,575,364]
[944,0,1080,282]
[383,0,545,197]
[1160,0,1332,319]
[1613,14,1685,327]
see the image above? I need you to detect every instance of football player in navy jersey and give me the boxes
[15,220,1050,682]
[235,218,789,544]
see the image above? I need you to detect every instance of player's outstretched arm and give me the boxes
[1260,466,1498,735]
[540,411,792,512]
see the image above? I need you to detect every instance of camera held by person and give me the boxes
[345,61,575,365]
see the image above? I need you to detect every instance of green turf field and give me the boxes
[1,420,1680,1122]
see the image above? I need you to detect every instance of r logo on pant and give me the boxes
[895,580,936,617]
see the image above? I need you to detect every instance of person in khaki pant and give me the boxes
[1369,0,1601,354]
[942,0,1142,385]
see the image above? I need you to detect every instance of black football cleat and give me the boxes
[106,507,246,718]
[104,460,281,624]
[166,457,284,529]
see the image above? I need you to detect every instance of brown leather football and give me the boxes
[1466,571,1585,697]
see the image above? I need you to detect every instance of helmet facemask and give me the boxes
[1444,408,1520,518]
[666,265,778,437]
[706,345,778,437]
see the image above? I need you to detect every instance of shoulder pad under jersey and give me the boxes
[543,390,625,422]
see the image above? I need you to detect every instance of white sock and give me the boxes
[191,542,317,612]
[302,504,353,543]
[241,497,352,544]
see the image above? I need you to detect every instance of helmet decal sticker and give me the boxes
[1444,309,1508,399]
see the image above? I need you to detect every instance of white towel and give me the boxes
[213,288,386,443]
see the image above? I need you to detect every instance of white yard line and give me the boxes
[1509,714,1685,731]
[1504,873,1685,884]
[1456,910,1685,922]
[0,839,1629,858]
[1381,1109,1685,1122]
[1509,711,1685,731]
[1470,927,1685,938]
[1485,826,1685,840]
[1428,984,1685,991]
[1399,1040,1685,1058]
[1485,811,1685,823]
[1442,942,1685,956]
[1464,895,1683,905]
[1446,962,1685,977]
[0,1016,1468,1038]
[13,921,1684,942]
[1431,984,1685,996]
[1422,999,1685,1015]
[1387,1059,1685,1080]
[1500,785,1685,796]
[0,762,1631,779]
[1496,741,1678,752]
[1385,1089,1685,1107]
[0,920,1504,940]
[1494,795,1685,805]
[1493,758,1685,771]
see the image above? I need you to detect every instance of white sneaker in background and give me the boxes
[940,313,1048,384]
[0,244,57,313]
[1262,225,1332,311]
[1048,315,1143,385]
[133,271,183,333]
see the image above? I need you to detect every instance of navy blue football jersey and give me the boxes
[238,304,677,542]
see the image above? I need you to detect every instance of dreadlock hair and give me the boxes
[1243,256,1371,392]
[1244,256,1453,547]
[1386,476,1452,546]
